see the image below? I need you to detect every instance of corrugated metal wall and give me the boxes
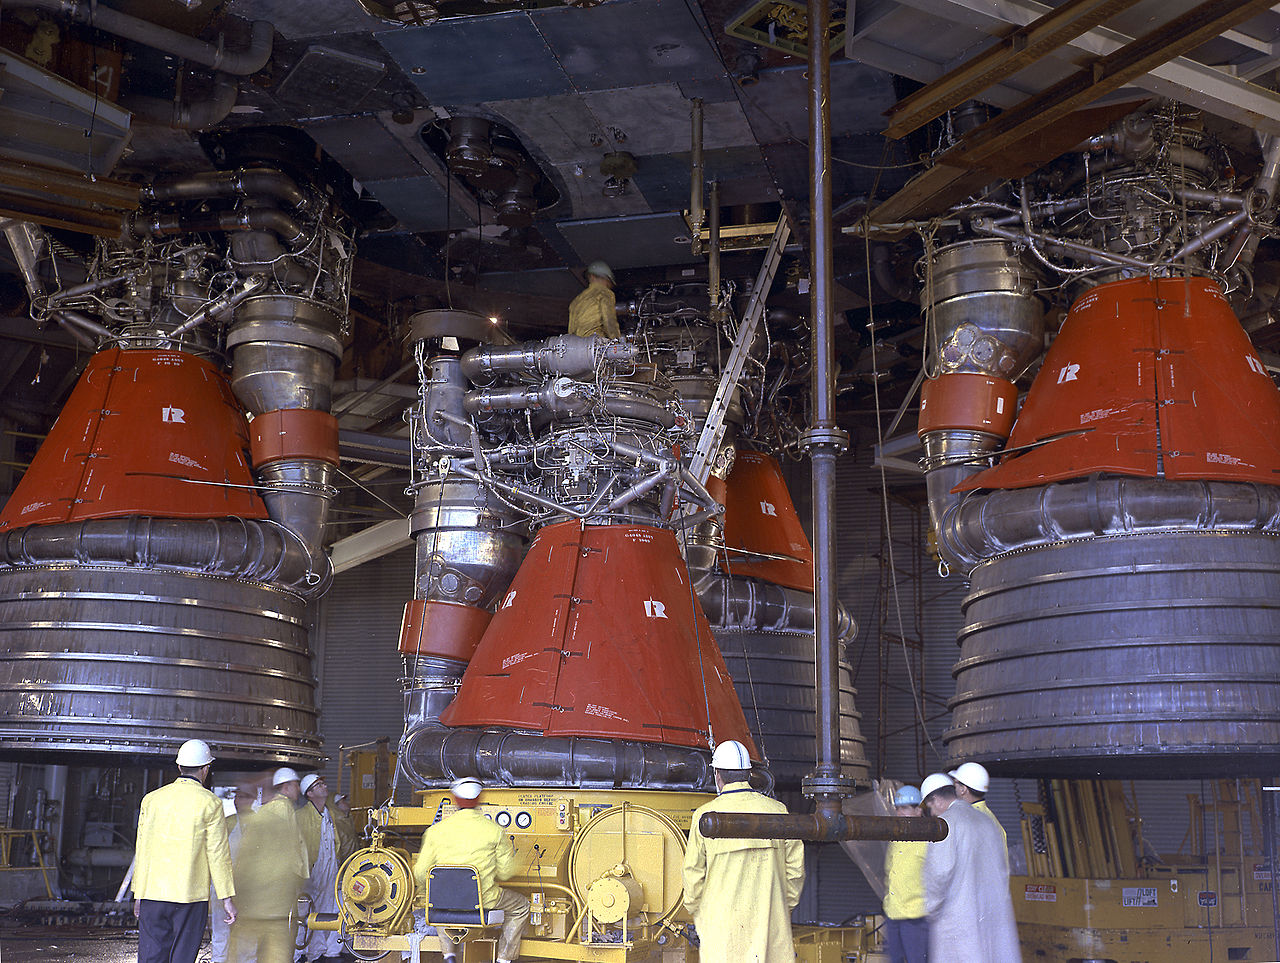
[309,544,415,792]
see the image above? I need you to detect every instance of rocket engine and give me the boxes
[914,106,1280,776]
[0,144,354,763]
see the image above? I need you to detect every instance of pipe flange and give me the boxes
[801,772,857,798]
[798,426,849,453]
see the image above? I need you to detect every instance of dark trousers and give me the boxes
[884,915,928,963]
[138,898,209,963]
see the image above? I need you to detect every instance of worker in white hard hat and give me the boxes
[919,772,1021,963]
[227,767,310,963]
[412,777,531,963]
[296,773,357,963]
[882,784,928,963]
[681,739,805,963]
[567,259,621,339]
[948,761,1008,863]
[134,739,236,963]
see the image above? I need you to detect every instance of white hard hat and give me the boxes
[586,259,614,282]
[948,761,990,793]
[300,773,322,795]
[711,740,751,770]
[920,772,954,801]
[451,777,483,800]
[272,767,301,786]
[176,739,214,767]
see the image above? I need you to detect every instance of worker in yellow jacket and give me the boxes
[134,738,236,963]
[682,741,805,963]
[297,772,357,963]
[228,767,310,963]
[567,260,620,338]
[882,785,928,963]
[412,777,531,963]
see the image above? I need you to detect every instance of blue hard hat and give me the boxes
[894,785,923,806]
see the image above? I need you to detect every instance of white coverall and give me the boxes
[209,809,244,963]
[924,799,1021,963]
[682,782,805,963]
[299,805,342,961]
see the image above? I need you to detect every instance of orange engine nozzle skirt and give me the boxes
[440,520,757,756]
[721,451,815,592]
[960,276,1280,491]
[0,347,267,530]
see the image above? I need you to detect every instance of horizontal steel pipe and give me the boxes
[401,726,721,791]
[144,169,308,210]
[698,812,947,842]
[939,476,1280,573]
[0,516,329,597]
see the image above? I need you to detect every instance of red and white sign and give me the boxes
[1024,884,1057,903]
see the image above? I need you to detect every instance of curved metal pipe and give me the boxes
[460,335,636,382]
[401,726,721,791]
[144,168,309,210]
[936,476,1280,573]
[167,276,266,337]
[121,74,239,131]
[137,209,307,247]
[1223,133,1280,270]
[693,569,855,642]
[0,516,331,597]
[15,1,274,75]
[463,382,678,428]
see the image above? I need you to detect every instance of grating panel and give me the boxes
[534,0,726,92]
[226,0,385,40]
[377,14,572,105]
[276,46,388,115]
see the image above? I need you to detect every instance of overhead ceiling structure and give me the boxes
[0,0,1268,460]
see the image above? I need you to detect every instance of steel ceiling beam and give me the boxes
[896,0,1280,132]
[870,0,1279,223]
[882,0,1145,139]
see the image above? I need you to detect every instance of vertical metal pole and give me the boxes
[799,0,852,816]
[709,180,721,320]
[689,99,706,256]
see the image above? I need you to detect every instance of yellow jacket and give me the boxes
[883,840,927,919]
[412,807,517,909]
[682,782,805,963]
[232,795,310,920]
[567,283,620,339]
[135,776,235,903]
[299,800,357,868]
[973,799,1009,870]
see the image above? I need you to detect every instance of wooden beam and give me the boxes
[869,0,1277,223]
[883,0,1146,139]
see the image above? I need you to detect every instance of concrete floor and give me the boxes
[0,926,141,962]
